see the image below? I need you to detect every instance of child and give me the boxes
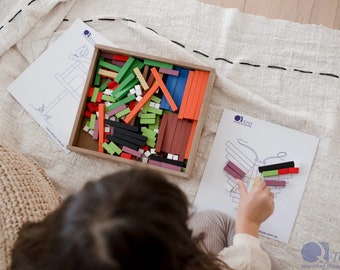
[11,168,274,270]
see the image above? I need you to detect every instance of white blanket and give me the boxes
[1,0,340,268]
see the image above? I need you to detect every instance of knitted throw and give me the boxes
[0,141,61,269]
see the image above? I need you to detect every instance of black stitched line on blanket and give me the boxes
[319,72,339,78]
[146,27,158,34]
[293,68,313,74]
[122,18,136,23]
[98,18,115,22]
[239,62,260,67]
[267,65,287,70]
[171,40,185,48]
[83,19,93,23]
[27,0,37,5]
[215,57,233,64]
[193,50,209,57]
[9,10,22,23]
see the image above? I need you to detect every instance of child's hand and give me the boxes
[235,178,274,237]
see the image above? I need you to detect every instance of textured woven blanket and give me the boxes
[1,0,340,268]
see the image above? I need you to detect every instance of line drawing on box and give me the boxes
[32,45,91,123]
[224,139,293,205]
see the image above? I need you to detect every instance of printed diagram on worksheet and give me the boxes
[8,19,113,152]
[194,109,319,243]
[225,139,293,205]
[33,45,92,123]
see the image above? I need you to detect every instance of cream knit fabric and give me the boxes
[0,141,61,269]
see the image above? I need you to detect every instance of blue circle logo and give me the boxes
[83,30,91,37]
[301,242,329,263]
[234,115,242,122]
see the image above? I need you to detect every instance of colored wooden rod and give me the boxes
[89,114,96,129]
[160,162,182,172]
[277,167,299,174]
[144,59,173,69]
[149,154,185,167]
[120,152,133,159]
[133,67,149,90]
[140,113,156,119]
[98,59,121,73]
[147,159,182,172]
[264,180,287,187]
[113,54,129,62]
[143,65,149,79]
[112,73,136,98]
[186,71,202,120]
[106,94,136,111]
[155,113,168,153]
[258,161,295,172]
[114,56,135,83]
[140,118,155,124]
[225,160,245,178]
[224,165,241,179]
[170,119,187,156]
[173,67,189,110]
[121,146,142,158]
[178,70,194,119]
[113,78,139,101]
[98,104,105,153]
[160,71,178,110]
[124,82,159,124]
[178,120,193,162]
[111,132,145,147]
[92,120,99,140]
[159,67,179,76]
[150,67,178,112]
[184,120,197,159]
[161,113,178,153]
[107,104,126,117]
[262,170,278,177]
[115,107,130,118]
[98,69,118,79]
[106,135,139,151]
[91,87,99,102]
[105,119,139,133]
[103,141,122,155]
[113,128,147,143]
[262,167,299,177]
[194,71,209,120]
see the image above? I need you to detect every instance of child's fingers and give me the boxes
[237,179,248,198]
[253,180,266,191]
[264,186,272,193]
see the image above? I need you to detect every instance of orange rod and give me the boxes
[178,70,194,119]
[150,67,178,112]
[187,70,203,120]
[194,71,209,120]
[124,82,159,124]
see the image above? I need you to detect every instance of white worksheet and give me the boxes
[8,19,114,152]
[194,109,319,243]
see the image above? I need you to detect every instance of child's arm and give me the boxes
[218,179,274,269]
[235,179,274,238]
